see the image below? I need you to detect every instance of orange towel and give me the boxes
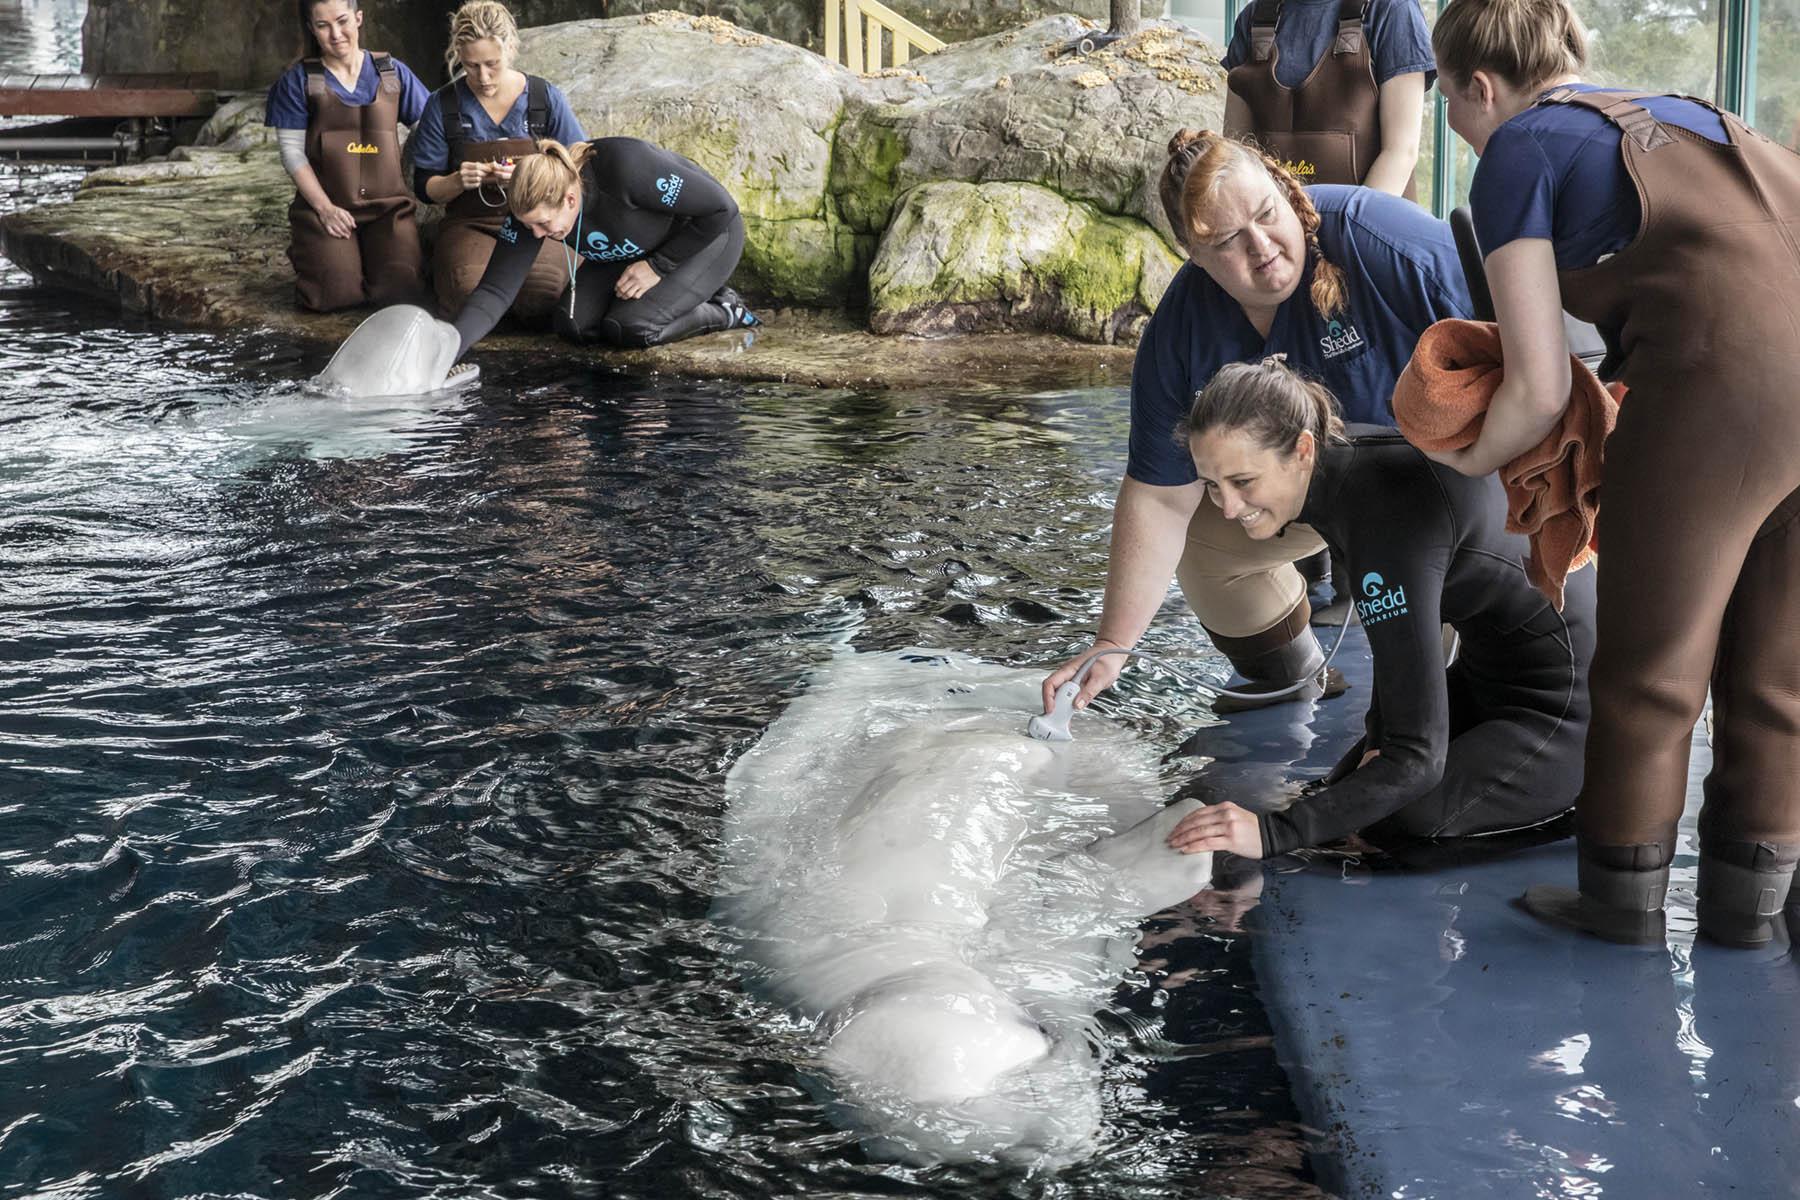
[1392,319,1623,610]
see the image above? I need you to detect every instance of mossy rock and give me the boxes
[831,16,1226,244]
[868,180,1180,344]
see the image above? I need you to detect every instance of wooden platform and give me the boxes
[0,73,218,118]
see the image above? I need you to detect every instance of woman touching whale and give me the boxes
[1164,357,1596,858]
[446,137,760,357]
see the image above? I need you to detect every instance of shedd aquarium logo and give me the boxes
[1356,571,1409,624]
[1320,317,1366,359]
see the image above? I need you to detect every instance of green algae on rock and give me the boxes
[869,180,1180,343]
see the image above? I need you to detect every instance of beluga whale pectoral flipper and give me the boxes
[309,304,480,399]
[715,649,1214,1168]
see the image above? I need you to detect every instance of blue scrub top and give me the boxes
[264,53,430,129]
[406,76,587,174]
[1471,84,1728,270]
[1222,0,1436,91]
[1128,185,1472,488]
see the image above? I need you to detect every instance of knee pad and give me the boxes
[600,317,659,348]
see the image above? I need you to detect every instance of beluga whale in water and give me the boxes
[309,304,479,398]
[715,649,1215,1167]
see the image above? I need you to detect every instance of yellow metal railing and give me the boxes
[823,0,944,72]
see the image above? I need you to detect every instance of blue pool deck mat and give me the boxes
[1192,621,1800,1199]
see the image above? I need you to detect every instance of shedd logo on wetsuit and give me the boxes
[583,229,641,262]
[1320,317,1366,359]
[1356,571,1410,624]
[656,174,684,206]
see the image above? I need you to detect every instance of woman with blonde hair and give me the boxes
[1041,129,1470,718]
[447,136,756,356]
[407,0,586,320]
[1429,0,1800,948]
[1163,356,1594,859]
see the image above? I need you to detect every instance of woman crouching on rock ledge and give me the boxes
[447,137,759,358]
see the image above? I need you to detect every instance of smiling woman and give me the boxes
[263,0,432,312]
[1040,128,1472,721]
[1166,355,1596,861]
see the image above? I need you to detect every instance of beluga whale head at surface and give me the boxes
[309,305,479,399]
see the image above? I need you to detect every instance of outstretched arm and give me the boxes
[449,217,546,358]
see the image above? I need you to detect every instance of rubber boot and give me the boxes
[1695,840,1799,949]
[1518,840,1670,946]
[1206,603,1348,715]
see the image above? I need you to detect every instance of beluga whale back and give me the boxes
[715,649,1214,1167]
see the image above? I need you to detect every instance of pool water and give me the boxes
[0,110,1323,1200]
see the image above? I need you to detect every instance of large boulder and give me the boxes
[868,180,1180,343]
[520,12,862,304]
[831,16,1227,246]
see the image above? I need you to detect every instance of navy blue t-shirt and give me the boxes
[1128,185,1472,487]
[1222,0,1435,91]
[407,77,586,174]
[1471,84,1728,269]
[264,54,430,129]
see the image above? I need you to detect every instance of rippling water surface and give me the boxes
[0,316,1325,1199]
[0,6,1326,1196]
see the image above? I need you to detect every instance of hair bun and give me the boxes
[1167,128,1215,158]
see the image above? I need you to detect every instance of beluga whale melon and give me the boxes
[309,304,478,399]
[715,649,1214,1167]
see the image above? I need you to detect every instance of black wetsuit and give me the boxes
[451,136,744,354]
[1258,427,1597,856]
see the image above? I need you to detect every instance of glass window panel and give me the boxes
[1753,0,1800,148]
[1571,0,1720,97]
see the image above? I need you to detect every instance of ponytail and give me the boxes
[1175,355,1345,458]
[1159,127,1348,320]
[507,138,595,217]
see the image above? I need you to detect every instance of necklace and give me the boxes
[562,208,583,320]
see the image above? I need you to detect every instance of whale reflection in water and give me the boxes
[715,649,1213,1166]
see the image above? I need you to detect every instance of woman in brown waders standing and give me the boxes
[1430,0,1800,948]
[408,1,586,323]
[1222,0,1434,198]
[266,0,431,311]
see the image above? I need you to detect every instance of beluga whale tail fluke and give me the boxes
[309,304,478,399]
[715,649,1214,1167]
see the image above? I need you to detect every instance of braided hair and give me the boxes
[1158,128,1348,320]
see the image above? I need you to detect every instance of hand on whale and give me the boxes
[309,305,478,399]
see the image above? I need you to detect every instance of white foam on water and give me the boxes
[715,648,1213,1167]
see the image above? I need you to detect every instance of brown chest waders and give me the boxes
[1226,0,1415,200]
[431,76,567,322]
[1519,90,1800,947]
[286,52,425,313]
